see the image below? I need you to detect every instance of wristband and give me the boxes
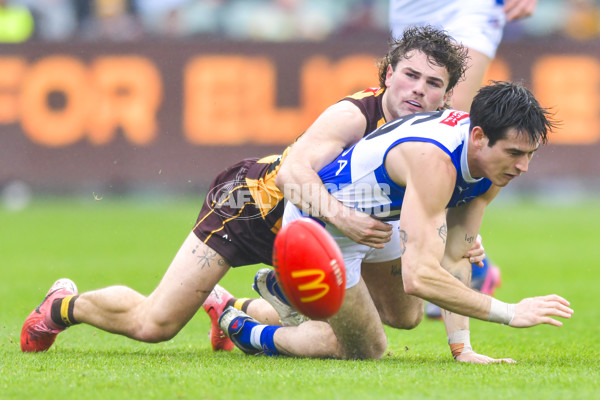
[488,298,516,325]
[447,330,473,359]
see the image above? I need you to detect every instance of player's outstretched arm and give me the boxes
[276,101,392,248]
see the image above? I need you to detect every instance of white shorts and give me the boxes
[389,0,506,59]
[283,202,403,289]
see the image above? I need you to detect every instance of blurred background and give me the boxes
[1,0,600,209]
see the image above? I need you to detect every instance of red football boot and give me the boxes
[202,285,235,351]
[480,265,502,296]
[21,278,78,352]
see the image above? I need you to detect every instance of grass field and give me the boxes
[1,195,599,399]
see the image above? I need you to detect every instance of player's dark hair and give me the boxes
[469,81,558,146]
[377,25,468,93]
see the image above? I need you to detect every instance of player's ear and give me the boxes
[471,126,489,149]
[441,89,452,109]
[385,64,394,87]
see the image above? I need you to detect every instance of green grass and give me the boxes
[1,196,599,399]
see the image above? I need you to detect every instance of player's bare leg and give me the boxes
[204,269,295,327]
[267,279,386,359]
[229,260,422,331]
[268,320,340,358]
[72,232,230,342]
[326,278,387,359]
[361,259,423,330]
[220,278,386,359]
[245,299,282,325]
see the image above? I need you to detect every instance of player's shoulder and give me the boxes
[411,110,470,142]
[344,87,385,101]
[299,101,366,148]
[338,88,383,116]
[436,109,470,127]
[385,139,456,193]
[404,109,469,129]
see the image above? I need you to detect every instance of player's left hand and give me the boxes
[510,294,573,327]
[464,234,485,267]
[504,0,537,22]
[455,350,516,364]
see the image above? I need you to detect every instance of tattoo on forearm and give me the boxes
[464,234,475,244]
[438,223,447,244]
[391,263,402,276]
[399,229,408,255]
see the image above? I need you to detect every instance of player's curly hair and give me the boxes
[377,25,468,93]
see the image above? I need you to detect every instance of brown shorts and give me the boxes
[193,158,284,267]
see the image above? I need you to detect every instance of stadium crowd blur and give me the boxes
[1,0,600,43]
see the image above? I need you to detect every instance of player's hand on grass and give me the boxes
[330,208,392,248]
[455,350,516,364]
[464,234,485,267]
[510,295,573,328]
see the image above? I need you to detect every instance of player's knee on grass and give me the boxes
[380,304,423,330]
[341,332,387,360]
[334,318,388,360]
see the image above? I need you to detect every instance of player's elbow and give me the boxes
[401,262,437,298]
[402,275,421,297]
[274,166,288,191]
[274,164,298,197]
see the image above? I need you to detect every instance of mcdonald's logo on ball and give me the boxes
[273,218,346,320]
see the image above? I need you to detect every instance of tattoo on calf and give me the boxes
[438,223,447,244]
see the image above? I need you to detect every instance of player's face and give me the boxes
[477,128,540,187]
[383,50,450,121]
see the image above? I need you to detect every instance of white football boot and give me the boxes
[253,268,308,326]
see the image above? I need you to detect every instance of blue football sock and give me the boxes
[235,317,281,356]
[259,326,280,356]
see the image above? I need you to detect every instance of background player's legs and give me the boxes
[448,48,492,111]
[73,232,230,342]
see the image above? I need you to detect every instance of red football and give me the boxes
[273,218,346,320]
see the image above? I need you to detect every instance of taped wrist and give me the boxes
[448,329,473,359]
[488,298,516,325]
